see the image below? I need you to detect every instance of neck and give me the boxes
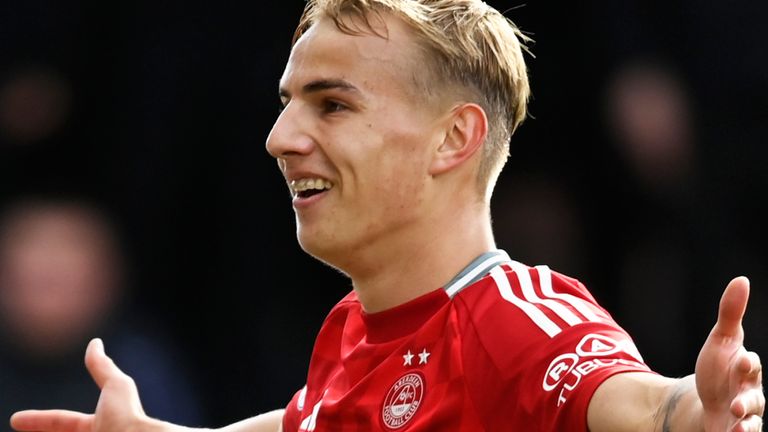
[346,201,496,313]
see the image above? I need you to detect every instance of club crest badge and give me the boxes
[381,372,425,429]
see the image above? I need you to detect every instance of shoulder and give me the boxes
[327,290,360,315]
[453,262,612,340]
[452,262,640,370]
[314,290,361,337]
[452,261,651,430]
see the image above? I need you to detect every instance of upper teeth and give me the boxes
[291,178,333,194]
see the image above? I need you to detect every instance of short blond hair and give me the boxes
[293,0,531,196]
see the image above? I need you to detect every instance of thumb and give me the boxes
[84,338,147,418]
[711,276,750,341]
[85,338,128,389]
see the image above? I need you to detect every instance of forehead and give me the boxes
[280,15,422,96]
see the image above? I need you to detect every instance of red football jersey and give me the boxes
[282,251,654,431]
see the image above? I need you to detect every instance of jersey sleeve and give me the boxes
[457,265,656,432]
[521,322,655,431]
[281,291,359,432]
[281,386,305,432]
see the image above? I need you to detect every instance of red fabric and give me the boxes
[283,264,654,431]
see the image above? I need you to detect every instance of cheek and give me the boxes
[328,108,433,208]
[366,132,430,207]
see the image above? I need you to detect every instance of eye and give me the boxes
[278,98,289,114]
[322,99,347,114]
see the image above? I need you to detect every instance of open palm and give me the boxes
[696,277,764,431]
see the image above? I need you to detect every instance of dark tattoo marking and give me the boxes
[659,379,696,432]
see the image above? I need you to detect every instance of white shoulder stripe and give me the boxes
[508,261,584,326]
[490,266,562,337]
[535,265,603,322]
[444,252,510,297]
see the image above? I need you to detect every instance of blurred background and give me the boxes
[0,0,765,428]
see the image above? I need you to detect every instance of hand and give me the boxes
[696,276,765,431]
[10,338,150,432]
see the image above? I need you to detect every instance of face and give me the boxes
[266,15,448,271]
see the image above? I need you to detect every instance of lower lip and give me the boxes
[292,190,329,209]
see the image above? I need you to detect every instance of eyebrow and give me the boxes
[279,78,361,99]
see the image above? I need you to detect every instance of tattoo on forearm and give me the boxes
[659,379,696,432]
[662,389,685,432]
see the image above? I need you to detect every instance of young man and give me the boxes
[10,0,764,431]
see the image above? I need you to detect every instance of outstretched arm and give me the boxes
[588,276,764,432]
[9,339,284,432]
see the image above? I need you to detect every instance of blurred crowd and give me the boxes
[0,197,204,428]
[0,0,766,426]
[498,0,768,377]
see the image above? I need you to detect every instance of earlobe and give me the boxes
[429,103,488,176]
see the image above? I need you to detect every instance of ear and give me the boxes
[429,103,488,176]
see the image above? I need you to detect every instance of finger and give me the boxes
[731,388,766,418]
[711,276,750,340]
[737,351,763,382]
[10,410,92,432]
[84,338,129,390]
[732,415,762,432]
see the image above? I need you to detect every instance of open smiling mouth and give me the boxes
[291,178,334,199]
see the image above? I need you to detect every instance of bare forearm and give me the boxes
[141,409,284,432]
[216,409,285,432]
[138,417,214,432]
[588,373,704,432]
[652,375,704,432]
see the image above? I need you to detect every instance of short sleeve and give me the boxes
[522,323,655,431]
[281,385,306,432]
[456,264,656,431]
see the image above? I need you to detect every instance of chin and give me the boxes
[297,233,352,274]
[298,231,333,260]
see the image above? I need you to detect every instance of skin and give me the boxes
[268,16,493,313]
[9,11,764,432]
[588,276,764,431]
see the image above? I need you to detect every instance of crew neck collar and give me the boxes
[360,249,511,343]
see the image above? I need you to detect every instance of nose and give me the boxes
[266,102,315,161]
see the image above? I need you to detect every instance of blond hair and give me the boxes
[293,0,531,196]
